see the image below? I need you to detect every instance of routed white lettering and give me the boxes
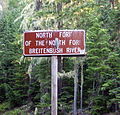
[49,33,52,38]
[66,47,81,53]
[49,40,55,46]
[36,40,45,46]
[59,40,66,45]
[69,40,80,45]
[36,32,53,38]
[25,41,31,46]
[59,32,72,38]
[29,48,63,54]
[48,40,66,46]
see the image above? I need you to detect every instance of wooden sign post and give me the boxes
[51,56,58,115]
[23,30,86,115]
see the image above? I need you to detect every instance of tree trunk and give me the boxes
[0,0,8,10]
[35,0,42,11]
[57,2,63,73]
[80,60,84,113]
[57,2,63,29]
[109,0,115,8]
[51,56,58,115]
[57,2,63,95]
[73,59,79,115]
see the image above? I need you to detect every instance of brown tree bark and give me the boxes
[35,0,42,11]
[109,0,115,8]
[57,2,63,95]
[0,0,8,10]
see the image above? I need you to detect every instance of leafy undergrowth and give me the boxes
[0,102,10,113]
[0,102,32,115]
[2,109,26,115]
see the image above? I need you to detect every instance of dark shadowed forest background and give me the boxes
[0,0,120,115]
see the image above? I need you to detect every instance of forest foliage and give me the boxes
[0,0,120,114]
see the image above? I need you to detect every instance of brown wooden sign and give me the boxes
[23,30,85,56]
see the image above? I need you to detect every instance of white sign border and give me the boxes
[23,30,86,57]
